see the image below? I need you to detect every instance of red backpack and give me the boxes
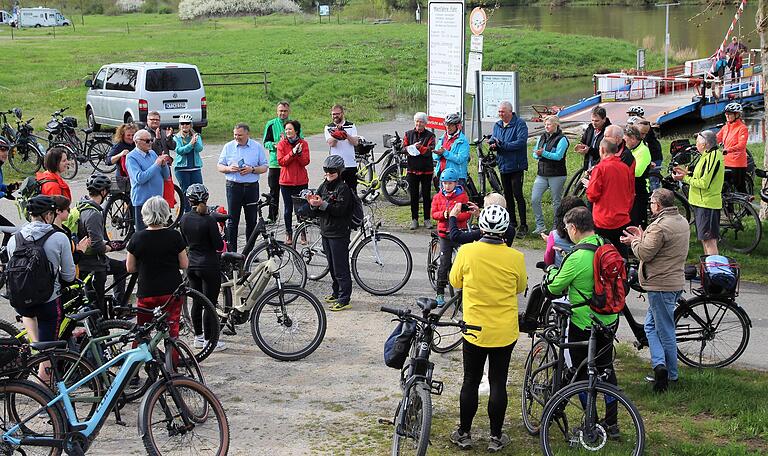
[572,239,627,315]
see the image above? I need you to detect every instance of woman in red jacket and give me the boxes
[717,102,749,194]
[277,120,310,245]
[431,168,470,306]
[35,146,72,200]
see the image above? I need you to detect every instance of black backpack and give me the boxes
[7,230,56,309]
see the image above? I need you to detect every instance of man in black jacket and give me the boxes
[574,106,610,169]
[308,155,353,311]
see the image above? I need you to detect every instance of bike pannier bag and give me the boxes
[519,283,546,334]
[572,240,627,315]
[700,255,739,296]
[384,320,416,369]
[7,230,56,309]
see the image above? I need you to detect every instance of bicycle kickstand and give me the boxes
[113,404,127,426]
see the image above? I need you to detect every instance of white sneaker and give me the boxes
[193,335,205,349]
[478,374,490,395]
[206,341,227,352]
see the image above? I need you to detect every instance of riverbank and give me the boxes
[0,13,672,142]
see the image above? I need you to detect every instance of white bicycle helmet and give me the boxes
[478,204,510,235]
[626,116,639,126]
[626,106,645,117]
[444,112,462,125]
[724,102,743,114]
[178,113,193,123]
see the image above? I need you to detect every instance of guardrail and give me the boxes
[200,70,271,95]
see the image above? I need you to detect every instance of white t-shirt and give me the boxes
[324,121,358,168]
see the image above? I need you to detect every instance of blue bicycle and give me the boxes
[0,306,230,456]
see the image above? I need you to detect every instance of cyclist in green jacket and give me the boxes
[263,101,291,223]
[544,206,620,435]
[672,130,724,254]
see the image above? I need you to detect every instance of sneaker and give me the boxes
[206,340,227,352]
[329,301,351,311]
[436,295,445,307]
[193,335,205,349]
[487,433,510,452]
[531,225,547,235]
[423,219,432,229]
[449,428,472,450]
[599,421,621,440]
[478,374,490,396]
[299,233,308,245]
[409,219,419,230]
[324,295,338,304]
[515,224,529,239]
[653,364,668,392]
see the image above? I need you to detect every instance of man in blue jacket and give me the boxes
[489,101,529,237]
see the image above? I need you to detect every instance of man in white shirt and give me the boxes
[324,104,360,192]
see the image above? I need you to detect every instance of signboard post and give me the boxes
[318,4,330,22]
[480,71,519,122]
[427,0,465,130]
[466,7,486,143]
[636,48,646,73]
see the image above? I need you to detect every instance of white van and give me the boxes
[16,8,70,27]
[85,62,208,131]
[0,10,12,25]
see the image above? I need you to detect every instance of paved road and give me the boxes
[0,119,765,370]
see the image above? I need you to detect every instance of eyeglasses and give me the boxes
[0,147,8,152]
[565,223,575,231]
[331,112,343,117]
[147,118,160,123]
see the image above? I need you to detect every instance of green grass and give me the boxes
[0,13,671,143]
[310,345,768,455]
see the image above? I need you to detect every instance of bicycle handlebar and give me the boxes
[380,306,482,332]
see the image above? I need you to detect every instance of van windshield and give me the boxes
[145,68,201,92]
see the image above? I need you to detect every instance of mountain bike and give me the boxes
[0,305,229,456]
[1,108,46,175]
[292,188,413,295]
[429,291,464,353]
[426,231,458,298]
[45,106,115,178]
[103,182,185,243]
[469,135,503,198]
[380,299,480,456]
[217,228,326,361]
[379,132,411,206]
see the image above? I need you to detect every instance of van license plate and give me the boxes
[164,102,186,109]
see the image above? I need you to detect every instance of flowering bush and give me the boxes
[116,0,145,13]
[178,0,300,20]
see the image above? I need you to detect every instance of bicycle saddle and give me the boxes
[220,252,245,264]
[211,211,230,223]
[416,297,438,312]
[69,309,102,323]
[30,340,68,351]
[80,127,94,134]
[551,300,573,316]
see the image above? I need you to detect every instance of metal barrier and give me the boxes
[200,71,271,95]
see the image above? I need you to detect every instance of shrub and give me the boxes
[178,0,300,20]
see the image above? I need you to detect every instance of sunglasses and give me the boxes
[323,168,339,175]
[0,147,8,152]
[135,139,152,144]
[179,122,191,125]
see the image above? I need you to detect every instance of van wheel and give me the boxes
[34,24,41,28]
[124,114,133,124]
[86,108,100,132]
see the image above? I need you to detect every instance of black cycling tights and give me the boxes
[187,269,221,341]
[459,339,516,438]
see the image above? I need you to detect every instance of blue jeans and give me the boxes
[134,204,146,232]
[645,290,681,380]
[225,181,260,253]
[650,159,663,191]
[531,174,566,231]
[174,169,204,213]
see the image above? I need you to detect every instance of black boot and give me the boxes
[653,364,668,392]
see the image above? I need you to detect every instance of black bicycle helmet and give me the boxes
[186,183,209,205]
[0,136,12,149]
[323,154,345,173]
[27,195,56,217]
[85,173,111,193]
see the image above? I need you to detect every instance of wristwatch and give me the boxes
[251,166,257,174]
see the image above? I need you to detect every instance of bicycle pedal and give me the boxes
[429,380,444,396]
[377,417,394,426]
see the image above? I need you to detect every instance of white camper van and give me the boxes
[16,8,71,28]
[0,10,12,25]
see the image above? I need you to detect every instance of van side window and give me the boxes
[106,68,138,92]
[93,68,107,90]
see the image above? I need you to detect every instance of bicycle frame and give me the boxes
[220,254,280,315]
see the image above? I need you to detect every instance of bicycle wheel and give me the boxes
[357,158,374,187]
[351,233,412,296]
[430,294,464,353]
[719,196,762,254]
[391,382,432,456]
[675,297,750,368]
[0,318,27,344]
[57,144,78,180]
[522,338,557,436]
[563,168,586,197]
[104,192,135,243]
[540,381,645,456]
[94,319,153,404]
[293,221,330,281]
[24,350,104,421]
[245,242,308,289]
[8,142,43,175]
[426,236,439,292]
[381,163,410,206]
[487,169,503,194]
[139,377,230,456]
[0,379,66,456]
[250,286,326,361]
[165,184,184,229]
[87,138,116,173]
[179,287,220,363]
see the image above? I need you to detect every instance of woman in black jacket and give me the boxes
[179,184,226,351]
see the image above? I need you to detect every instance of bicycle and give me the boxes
[1,108,46,175]
[217,226,326,361]
[45,106,115,178]
[292,188,413,295]
[466,135,504,201]
[429,291,464,353]
[0,305,229,456]
[103,181,185,243]
[378,132,411,206]
[380,298,481,456]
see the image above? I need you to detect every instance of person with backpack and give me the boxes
[307,155,353,311]
[77,173,127,317]
[6,195,76,343]
[544,206,621,435]
[179,184,226,352]
[51,195,89,274]
[448,205,526,453]
[35,146,72,200]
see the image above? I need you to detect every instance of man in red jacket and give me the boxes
[584,139,635,257]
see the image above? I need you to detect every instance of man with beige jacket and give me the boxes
[621,188,689,392]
